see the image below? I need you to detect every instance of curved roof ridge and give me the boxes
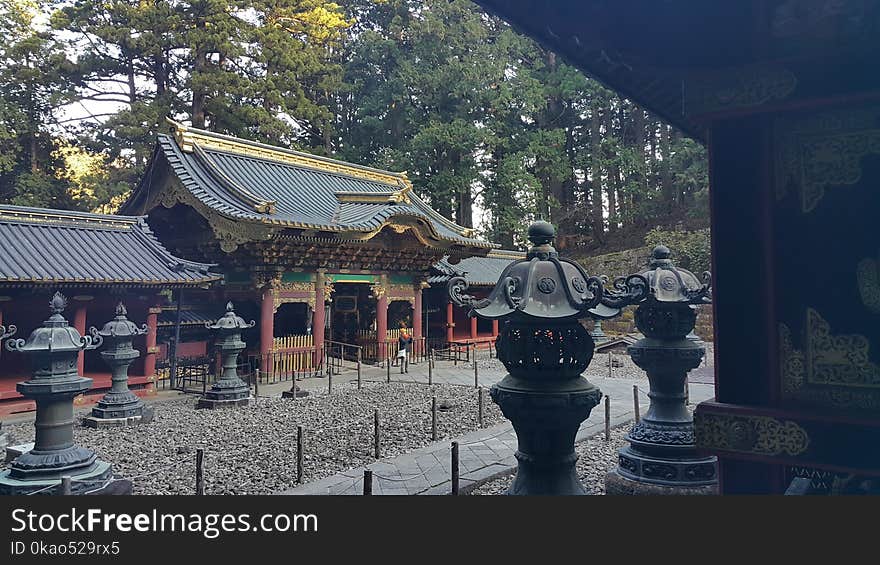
[167,118,410,188]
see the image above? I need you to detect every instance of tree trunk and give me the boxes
[192,15,208,129]
[590,101,604,242]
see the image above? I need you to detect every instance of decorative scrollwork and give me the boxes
[82,327,104,350]
[0,324,16,342]
[682,271,713,303]
[447,276,490,311]
[601,274,650,308]
[5,336,25,352]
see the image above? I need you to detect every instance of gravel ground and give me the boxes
[468,425,629,495]
[1,381,503,495]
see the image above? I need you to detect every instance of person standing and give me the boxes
[397,330,413,374]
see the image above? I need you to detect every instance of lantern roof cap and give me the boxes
[96,302,148,339]
[449,221,611,321]
[206,302,255,331]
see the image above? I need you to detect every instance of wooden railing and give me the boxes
[273,334,313,351]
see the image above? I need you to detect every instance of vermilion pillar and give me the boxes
[492,320,499,336]
[73,301,87,376]
[313,271,326,365]
[377,292,388,360]
[413,286,423,357]
[446,301,454,344]
[470,315,478,341]
[144,303,161,378]
[260,285,275,369]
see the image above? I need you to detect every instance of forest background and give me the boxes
[0,0,711,263]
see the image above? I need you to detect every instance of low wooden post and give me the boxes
[454,345,458,366]
[474,360,478,389]
[430,348,435,369]
[428,352,433,385]
[61,476,71,496]
[363,469,372,496]
[328,369,332,394]
[608,351,613,378]
[374,409,381,459]
[432,396,438,441]
[633,385,641,423]
[196,448,205,495]
[386,358,391,383]
[297,426,304,483]
[604,395,611,442]
[357,358,362,390]
[478,387,484,427]
[451,441,460,495]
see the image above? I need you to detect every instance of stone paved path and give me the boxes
[280,375,715,495]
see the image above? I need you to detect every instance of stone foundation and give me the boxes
[604,470,718,495]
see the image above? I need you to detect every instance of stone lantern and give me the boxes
[0,322,15,452]
[198,302,254,409]
[83,302,151,428]
[449,221,613,495]
[0,293,122,495]
[604,245,718,495]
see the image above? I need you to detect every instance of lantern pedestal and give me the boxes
[83,303,151,428]
[197,395,252,409]
[0,384,121,495]
[605,306,718,495]
[197,302,254,410]
[491,375,602,495]
[83,406,155,428]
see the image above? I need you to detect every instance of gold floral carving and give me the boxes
[780,308,880,409]
[857,257,880,314]
[775,106,880,213]
[323,281,334,303]
[694,413,809,457]
[685,65,797,117]
[370,279,387,299]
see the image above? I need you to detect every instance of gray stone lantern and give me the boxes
[604,245,718,495]
[83,302,151,428]
[449,221,613,495]
[0,322,15,452]
[198,302,254,409]
[0,293,121,495]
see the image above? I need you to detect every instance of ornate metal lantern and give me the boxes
[83,302,150,427]
[0,293,119,495]
[449,221,613,495]
[0,322,14,452]
[604,245,718,494]
[198,302,255,409]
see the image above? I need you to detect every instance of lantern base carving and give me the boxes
[0,458,120,496]
[197,394,252,409]
[604,468,718,496]
[490,374,602,496]
[83,405,154,428]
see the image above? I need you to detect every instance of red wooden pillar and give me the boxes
[413,286,423,357]
[470,315,477,341]
[73,301,87,376]
[492,320,499,337]
[313,271,325,366]
[377,292,388,360]
[143,303,161,378]
[446,301,454,344]
[260,285,275,371]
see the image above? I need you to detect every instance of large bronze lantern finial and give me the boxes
[604,244,717,495]
[0,292,123,495]
[449,221,616,494]
[198,301,255,409]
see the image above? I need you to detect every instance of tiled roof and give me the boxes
[428,249,525,286]
[0,205,221,287]
[122,122,495,251]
